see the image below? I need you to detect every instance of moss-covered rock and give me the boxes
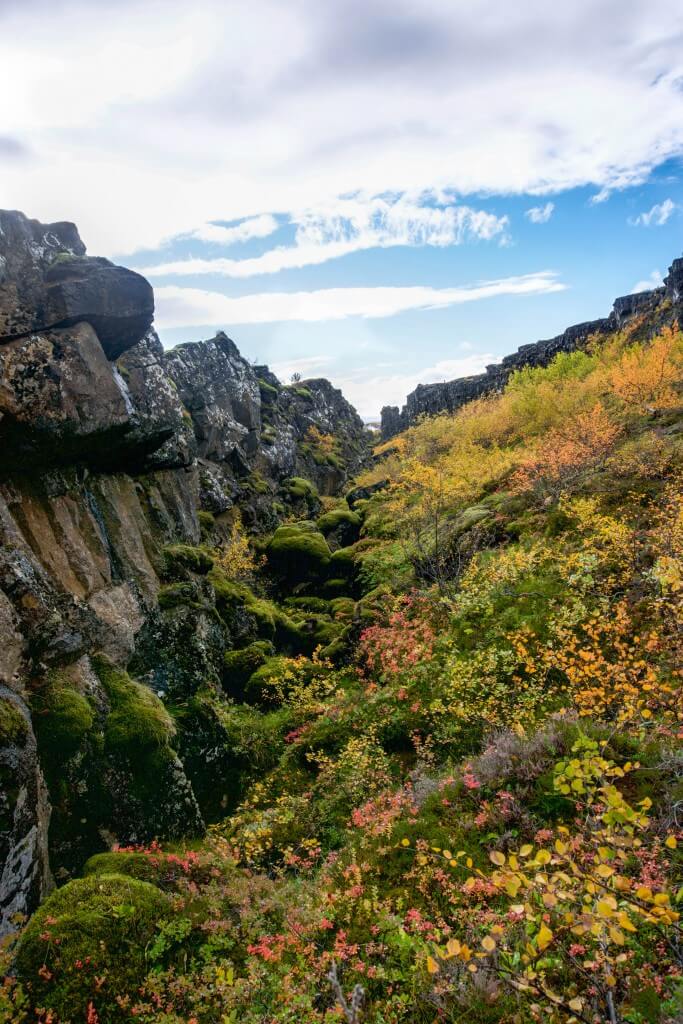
[316,508,362,548]
[15,873,170,1023]
[266,525,331,583]
[93,656,175,760]
[30,671,95,769]
[284,477,318,501]
[0,696,28,747]
[83,849,160,883]
[157,581,200,610]
[162,543,214,579]
[223,640,275,694]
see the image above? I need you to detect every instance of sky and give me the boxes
[2,2,683,418]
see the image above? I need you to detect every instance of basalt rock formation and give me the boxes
[0,210,369,933]
[381,258,683,437]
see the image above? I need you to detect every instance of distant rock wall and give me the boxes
[0,210,369,932]
[381,259,683,438]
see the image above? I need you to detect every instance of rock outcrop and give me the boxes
[381,259,682,437]
[0,210,369,933]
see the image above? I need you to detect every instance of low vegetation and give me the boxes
[3,320,682,1023]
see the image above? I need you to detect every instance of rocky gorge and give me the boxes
[0,210,371,934]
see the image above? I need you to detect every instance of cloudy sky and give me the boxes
[2,1,683,417]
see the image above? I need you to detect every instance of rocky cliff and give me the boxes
[0,210,369,933]
[381,259,683,437]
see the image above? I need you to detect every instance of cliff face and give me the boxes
[0,211,369,932]
[381,261,683,437]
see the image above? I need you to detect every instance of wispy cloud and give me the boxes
[4,2,683,254]
[525,201,554,224]
[334,354,498,418]
[154,271,565,328]
[629,198,677,226]
[632,268,664,293]
[139,193,510,278]
[189,214,279,245]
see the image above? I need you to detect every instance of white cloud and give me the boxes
[270,354,333,380]
[632,268,664,293]
[3,2,683,254]
[154,271,565,327]
[629,198,677,226]
[189,214,279,245]
[525,201,554,224]
[334,354,498,418]
[139,193,509,278]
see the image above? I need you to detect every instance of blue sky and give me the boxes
[2,1,683,417]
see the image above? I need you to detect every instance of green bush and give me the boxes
[15,873,170,1024]
[93,657,175,759]
[0,697,28,747]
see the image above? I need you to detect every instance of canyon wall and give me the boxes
[0,210,369,932]
[381,260,683,437]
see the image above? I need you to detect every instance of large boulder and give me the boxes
[0,210,153,358]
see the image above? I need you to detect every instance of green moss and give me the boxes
[284,596,331,613]
[15,873,170,1024]
[267,526,331,582]
[162,543,213,578]
[83,850,160,884]
[0,697,28,747]
[257,377,279,397]
[197,510,215,536]
[294,386,313,399]
[329,597,355,620]
[93,656,175,759]
[223,641,275,692]
[323,578,350,595]
[317,509,361,533]
[284,477,318,501]
[157,582,198,610]
[31,672,95,766]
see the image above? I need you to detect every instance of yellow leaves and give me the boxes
[519,844,534,858]
[481,936,497,953]
[400,838,410,847]
[426,955,439,975]
[568,997,584,1013]
[665,835,677,850]
[445,938,461,957]
[595,863,615,879]
[554,839,568,855]
[490,850,506,866]
[535,925,553,951]
[535,849,551,866]
[609,926,626,946]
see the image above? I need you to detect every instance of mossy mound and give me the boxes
[83,849,160,884]
[316,508,362,546]
[266,525,331,583]
[15,873,170,1024]
[283,477,318,502]
[30,671,95,770]
[157,581,201,610]
[284,595,331,613]
[223,640,275,694]
[93,656,175,760]
[162,543,214,579]
[0,696,28,747]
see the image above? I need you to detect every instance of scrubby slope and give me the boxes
[5,312,682,1024]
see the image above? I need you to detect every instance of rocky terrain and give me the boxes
[381,261,683,437]
[0,210,370,934]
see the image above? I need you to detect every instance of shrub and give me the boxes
[15,874,170,1024]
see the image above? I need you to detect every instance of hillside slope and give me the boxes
[1,231,682,1024]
